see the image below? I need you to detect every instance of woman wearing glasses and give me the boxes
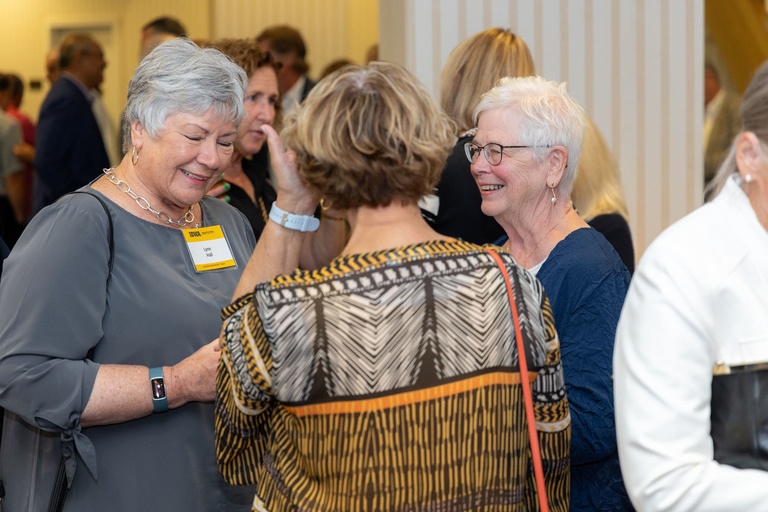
[421,28,534,244]
[469,76,632,511]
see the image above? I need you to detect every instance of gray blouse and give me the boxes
[0,188,257,511]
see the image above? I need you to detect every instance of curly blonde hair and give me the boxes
[281,62,456,210]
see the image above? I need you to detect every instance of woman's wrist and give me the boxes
[275,189,316,215]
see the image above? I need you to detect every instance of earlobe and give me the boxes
[546,146,569,186]
[735,131,763,179]
[131,120,146,149]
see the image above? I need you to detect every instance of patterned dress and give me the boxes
[216,240,571,512]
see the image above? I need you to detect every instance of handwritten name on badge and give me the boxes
[182,225,236,272]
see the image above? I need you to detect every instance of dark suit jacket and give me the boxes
[300,76,316,103]
[33,75,109,210]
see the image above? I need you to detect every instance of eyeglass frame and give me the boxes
[464,141,552,166]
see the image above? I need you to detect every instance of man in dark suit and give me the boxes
[33,34,110,212]
[257,25,316,115]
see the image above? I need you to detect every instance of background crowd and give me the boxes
[0,12,763,512]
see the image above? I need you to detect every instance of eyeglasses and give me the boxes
[464,141,548,166]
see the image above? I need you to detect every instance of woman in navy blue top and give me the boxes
[473,75,632,510]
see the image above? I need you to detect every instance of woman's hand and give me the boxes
[81,339,222,427]
[206,180,231,203]
[262,124,317,215]
[166,338,222,405]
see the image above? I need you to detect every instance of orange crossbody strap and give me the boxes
[484,247,549,512]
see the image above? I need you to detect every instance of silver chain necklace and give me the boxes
[102,168,196,227]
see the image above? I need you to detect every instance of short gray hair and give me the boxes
[122,38,247,152]
[473,75,586,195]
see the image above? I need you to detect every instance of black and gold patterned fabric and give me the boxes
[216,239,571,511]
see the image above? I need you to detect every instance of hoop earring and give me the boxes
[131,146,139,165]
[320,198,331,211]
[550,183,557,206]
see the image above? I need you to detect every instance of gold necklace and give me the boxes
[103,167,197,227]
[511,205,572,268]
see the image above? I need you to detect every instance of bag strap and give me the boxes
[45,191,112,512]
[66,191,114,285]
[47,457,69,512]
[484,247,549,512]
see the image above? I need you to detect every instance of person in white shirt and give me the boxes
[614,59,768,512]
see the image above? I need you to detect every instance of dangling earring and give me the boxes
[550,183,557,206]
[131,146,139,165]
[745,174,753,183]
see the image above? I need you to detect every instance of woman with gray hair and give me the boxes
[0,39,256,511]
[471,76,632,510]
[614,60,768,511]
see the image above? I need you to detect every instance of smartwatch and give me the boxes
[149,367,168,413]
[268,202,320,232]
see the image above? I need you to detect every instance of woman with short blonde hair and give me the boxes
[215,62,572,512]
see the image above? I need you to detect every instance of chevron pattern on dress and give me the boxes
[432,267,516,378]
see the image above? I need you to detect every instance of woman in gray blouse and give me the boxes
[0,39,257,511]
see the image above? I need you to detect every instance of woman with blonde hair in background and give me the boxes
[420,28,535,244]
[571,116,635,273]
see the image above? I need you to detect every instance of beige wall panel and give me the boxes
[211,0,378,79]
[380,0,704,258]
[0,0,209,144]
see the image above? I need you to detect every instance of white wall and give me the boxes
[381,0,704,257]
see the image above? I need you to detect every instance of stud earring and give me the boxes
[745,174,753,183]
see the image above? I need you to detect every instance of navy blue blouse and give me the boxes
[497,227,633,511]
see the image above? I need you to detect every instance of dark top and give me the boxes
[33,75,109,211]
[494,227,633,511]
[226,182,267,240]
[421,135,505,245]
[537,228,632,511]
[0,225,7,282]
[587,213,635,275]
[300,76,317,102]
[234,153,276,240]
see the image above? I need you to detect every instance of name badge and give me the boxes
[182,225,237,272]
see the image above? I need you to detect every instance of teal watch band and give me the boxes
[149,366,168,413]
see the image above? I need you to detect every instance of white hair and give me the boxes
[473,75,586,195]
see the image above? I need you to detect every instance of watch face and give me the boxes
[151,377,166,399]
